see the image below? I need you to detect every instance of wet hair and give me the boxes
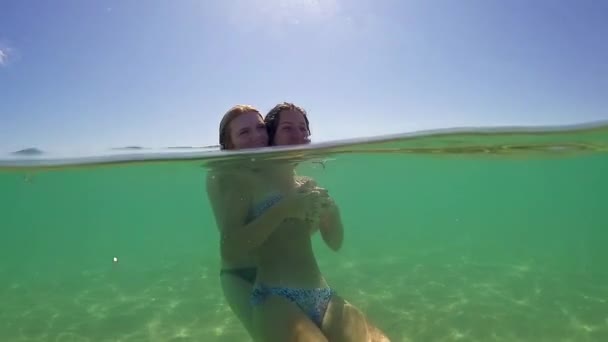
[264,102,311,145]
[218,104,262,150]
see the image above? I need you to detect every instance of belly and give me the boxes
[256,221,326,287]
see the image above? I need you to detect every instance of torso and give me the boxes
[213,168,260,271]
[215,165,326,288]
[215,166,289,270]
[252,173,326,288]
[256,218,326,288]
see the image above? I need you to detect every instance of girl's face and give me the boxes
[272,110,310,146]
[227,111,269,149]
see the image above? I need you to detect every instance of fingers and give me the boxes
[306,186,328,196]
[294,185,331,212]
[300,178,316,189]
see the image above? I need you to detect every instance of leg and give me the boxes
[322,295,391,342]
[368,325,391,342]
[220,274,256,337]
[322,295,370,342]
[252,294,328,342]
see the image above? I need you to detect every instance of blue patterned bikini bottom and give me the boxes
[251,283,335,328]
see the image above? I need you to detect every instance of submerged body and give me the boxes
[251,175,333,324]
[246,172,370,342]
[209,104,390,341]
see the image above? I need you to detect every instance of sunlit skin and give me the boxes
[226,111,269,149]
[251,108,392,342]
[270,109,342,250]
[208,106,390,342]
[271,109,311,146]
[207,108,323,339]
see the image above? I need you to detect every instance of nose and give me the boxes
[252,130,267,143]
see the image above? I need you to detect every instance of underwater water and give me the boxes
[2,123,608,341]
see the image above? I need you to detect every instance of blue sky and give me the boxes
[1,0,607,154]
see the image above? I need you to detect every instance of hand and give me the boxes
[295,177,318,190]
[285,186,328,222]
[308,185,332,212]
[299,182,334,220]
[295,178,329,202]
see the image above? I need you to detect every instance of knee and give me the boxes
[330,304,371,342]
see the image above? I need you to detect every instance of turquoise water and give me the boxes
[2,124,608,341]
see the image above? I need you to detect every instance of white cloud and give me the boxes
[0,43,18,66]
[0,49,7,66]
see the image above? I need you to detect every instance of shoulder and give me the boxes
[207,167,247,186]
[206,168,254,201]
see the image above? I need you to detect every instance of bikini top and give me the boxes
[247,191,284,223]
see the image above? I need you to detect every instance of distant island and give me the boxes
[11,148,44,156]
[110,146,144,150]
[7,145,222,156]
[167,145,219,149]
[110,145,220,150]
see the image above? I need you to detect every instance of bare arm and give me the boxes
[294,176,344,251]
[206,171,306,262]
[318,198,344,251]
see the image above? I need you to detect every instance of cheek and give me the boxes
[259,129,269,141]
[231,133,246,146]
[274,132,288,143]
